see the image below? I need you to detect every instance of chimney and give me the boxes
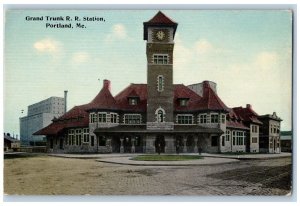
[246,104,252,109]
[64,90,68,113]
[103,79,111,91]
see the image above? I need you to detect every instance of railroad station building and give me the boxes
[35,11,282,154]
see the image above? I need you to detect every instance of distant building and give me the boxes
[258,112,282,153]
[280,131,292,152]
[4,133,20,152]
[20,94,67,146]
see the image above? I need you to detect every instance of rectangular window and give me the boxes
[235,131,245,145]
[226,130,230,141]
[68,129,74,145]
[177,115,193,124]
[211,136,218,146]
[222,135,225,146]
[124,114,141,124]
[90,113,97,123]
[75,129,82,146]
[157,75,164,92]
[211,114,219,123]
[91,136,94,146]
[110,113,118,124]
[221,114,226,124]
[232,131,236,145]
[83,128,89,143]
[98,113,107,123]
[199,114,207,124]
[252,137,258,143]
[153,54,168,64]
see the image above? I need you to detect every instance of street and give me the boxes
[4,155,291,196]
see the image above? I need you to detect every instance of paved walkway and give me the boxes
[202,152,291,160]
[48,152,291,166]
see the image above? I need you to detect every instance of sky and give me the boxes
[4,10,292,137]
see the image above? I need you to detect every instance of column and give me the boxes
[194,136,198,153]
[120,137,124,153]
[183,136,187,153]
[106,137,112,153]
[145,135,155,153]
[131,137,135,153]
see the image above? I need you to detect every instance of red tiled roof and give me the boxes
[35,81,231,135]
[143,11,178,40]
[201,81,229,111]
[226,120,249,130]
[88,80,117,110]
[233,106,263,125]
[145,11,177,25]
[115,84,147,112]
[34,104,90,135]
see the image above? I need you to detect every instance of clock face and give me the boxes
[156,30,165,41]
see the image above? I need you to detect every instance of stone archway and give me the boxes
[111,136,121,153]
[123,136,132,153]
[175,136,184,153]
[186,135,195,153]
[155,135,165,153]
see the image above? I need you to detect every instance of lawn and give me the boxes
[131,155,203,161]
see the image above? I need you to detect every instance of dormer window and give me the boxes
[179,98,189,106]
[129,98,138,105]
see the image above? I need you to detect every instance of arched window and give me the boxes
[155,107,165,123]
[157,75,164,92]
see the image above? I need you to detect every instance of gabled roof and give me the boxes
[226,120,250,130]
[34,104,90,135]
[145,11,177,25]
[115,84,147,112]
[143,11,178,40]
[233,105,263,125]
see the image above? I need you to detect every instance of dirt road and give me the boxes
[4,155,292,195]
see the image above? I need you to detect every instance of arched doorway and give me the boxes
[123,136,132,153]
[133,136,143,153]
[175,136,184,153]
[111,136,121,153]
[187,135,195,153]
[155,135,165,153]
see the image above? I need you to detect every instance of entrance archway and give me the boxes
[175,136,184,153]
[155,135,165,153]
[123,136,132,153]
[187,135,195,153]
[133,136,143,153]
[111,136,121,153]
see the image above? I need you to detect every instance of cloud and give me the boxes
[104,24,130,42]
[254,51,278,71]
[33,38,62,53]
[194,39,214,54]
[112,24,127,39]
[71,52,90,64]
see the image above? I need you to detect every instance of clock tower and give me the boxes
[143,11,178,130]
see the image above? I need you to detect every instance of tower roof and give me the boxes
[143,11,178,40]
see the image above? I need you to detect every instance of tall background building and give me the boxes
[19,92,67,146]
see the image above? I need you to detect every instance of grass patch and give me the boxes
[131,155,203,161]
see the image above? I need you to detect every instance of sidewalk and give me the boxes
[201,152,291,160]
